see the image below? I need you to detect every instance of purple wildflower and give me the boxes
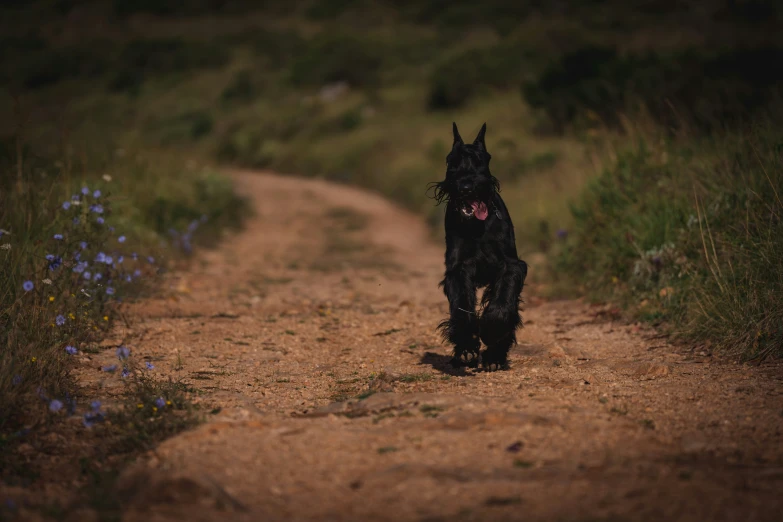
[23,280,34,292]
[132,252,138,260]
[117,345,130,360]
[154,397,166,409]
[80,241,88,250]
[83,271,91,280]
[49,399,63,413]
[53,234,63,240]
[118,236,126,243]
[95,252,106,263]
[94,273,102,281]
[62,201,71,210]
[106,287,115,296]
[104,255,113,265]
[73,261,88,274]
[147,256,155,264]
[117,255,124,264]
[90,204,104,214]
[48,256,63,271]
[121,367,130,378]
[125,275,132,282]
[102,364,117,372]
[65,345,77,355]
[55,315,66,326]
[96,217,104,225]
[90,400,101,411]
[93,189,101,198]
[133,269,141,278]
[73,217,80,225]
[81,186,89,195]
[145,361,154,370]
[83,411,105,428]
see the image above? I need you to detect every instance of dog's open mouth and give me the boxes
[461,200,489,221]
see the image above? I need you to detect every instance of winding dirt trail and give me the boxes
[107,171,782,521]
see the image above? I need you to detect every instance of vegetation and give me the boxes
[0,2,780,449]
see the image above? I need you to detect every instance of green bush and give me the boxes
[427,42,533,110]
[553,121,783,359]
[289,34,385,88]
[523,45,783,132]
[108,38,231,92]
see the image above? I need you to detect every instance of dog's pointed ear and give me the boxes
[473,123,487,151]
[452,122,463,145]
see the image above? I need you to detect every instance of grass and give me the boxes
[551,117,783,359]
[0,110,249,494]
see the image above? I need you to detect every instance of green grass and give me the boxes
[552,118,783,359]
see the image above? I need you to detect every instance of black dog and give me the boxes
[429,123,527,371]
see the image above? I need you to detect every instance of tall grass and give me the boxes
[0,135,250,437]
[552,118,783,359]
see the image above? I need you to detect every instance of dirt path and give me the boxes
[100,171,782,521]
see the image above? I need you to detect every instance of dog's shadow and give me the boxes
[419,351,475,377]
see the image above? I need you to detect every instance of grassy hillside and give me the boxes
[1,0,781,385]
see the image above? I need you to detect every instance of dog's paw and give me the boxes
[451,349,480,368]
[480,351,510,372]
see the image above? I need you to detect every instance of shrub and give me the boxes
[523,45,783,132]
[427,42,534,110]
[108,38,231,92]
[289,34,385,88]
[553,121,783,359]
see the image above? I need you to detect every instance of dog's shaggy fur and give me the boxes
[429,122,528,371]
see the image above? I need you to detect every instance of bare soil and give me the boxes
[11,171,783,521]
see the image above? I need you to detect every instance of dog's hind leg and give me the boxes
[439,268,480,367]
[479,259,527,371]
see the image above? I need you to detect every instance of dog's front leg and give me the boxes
[439,267,480,367]
[479,259,527,371]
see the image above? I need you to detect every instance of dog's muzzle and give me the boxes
[460,200,489,221]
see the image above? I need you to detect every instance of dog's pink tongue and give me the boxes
[471,201,489,221]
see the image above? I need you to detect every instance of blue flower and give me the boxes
[145,361,155,370]
[155,397,166,409]
[12,375,22,386]
[104,255,113,265]
[132,252,138,260]
[23,280,34,292]
[121,367,130,378]
[49,399,63,413]
[109,226,115,232]
[96,217,104,225]
[106,287,115,296]
[102,364,117,372]
[81,186,89,195]
[118,236,126,243]
[73,252,81,261]
[55,315,66,326]
[90,204,104,214]
[93,189,101,198]
[46,254,55,261]
[80,241,88,250]
[72,194,80,201]
[73,261,87,273]
[147,256,155,264]
[73,217,80,225]
[53,234,63,240]
[94,273,102,281]
[117,345,130,360]
[62,201,71,210]
[65,345,77,355]
[83,271,91,280]
[133,269,141,278]
[117,255,124,264]
[125,274,132,282]
[95,252,106,263]
[90,400,101,411]
[48,256,63,271]
[83,411,105,427]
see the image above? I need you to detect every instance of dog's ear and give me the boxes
[473,123,487,152]
[452,122,463,145]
